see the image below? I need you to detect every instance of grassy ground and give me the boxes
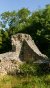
[0,74,50,88]
[0,63,50,88]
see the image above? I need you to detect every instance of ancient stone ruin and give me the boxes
[11,33,48,62]
[0,33,49,75]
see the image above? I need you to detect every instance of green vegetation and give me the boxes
[0,4,50,88]
[0,4,50,57]
[0,63,50,88]
[19,63,50,76]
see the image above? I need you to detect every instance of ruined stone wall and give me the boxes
[0,33,49,74]
[11,33,48,63]
[19,40,35,62]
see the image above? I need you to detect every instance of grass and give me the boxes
[0,63,50,88]
[0,74,50,88]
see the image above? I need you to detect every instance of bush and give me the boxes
[20,63,38,76]
[19,63,50,76]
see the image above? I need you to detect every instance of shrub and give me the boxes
[20,63,38,76]
[19,62,50,76]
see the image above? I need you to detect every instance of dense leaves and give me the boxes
[0,5,50,57]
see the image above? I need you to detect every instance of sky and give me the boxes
[0,0,50,13]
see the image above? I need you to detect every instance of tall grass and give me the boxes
[0,63,50,88]
[0,74,50,88]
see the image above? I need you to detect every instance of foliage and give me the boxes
[0,5,50,57]
[0,4,50,88]
[0,73,50,88]
[0,62,50,88]
[19,63,39,76]
[19,63,50,76]
[18,8,30,22]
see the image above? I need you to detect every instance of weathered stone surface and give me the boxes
[0,33,49,74]
[11,33,48,62]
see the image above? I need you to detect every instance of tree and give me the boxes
[0,29,2,49]
[0,6,50,57]
[18,8,30,22]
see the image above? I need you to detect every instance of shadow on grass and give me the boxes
[17,63,50,77]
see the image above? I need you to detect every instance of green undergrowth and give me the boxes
[0,74,50,88]
[0,63,50,88]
